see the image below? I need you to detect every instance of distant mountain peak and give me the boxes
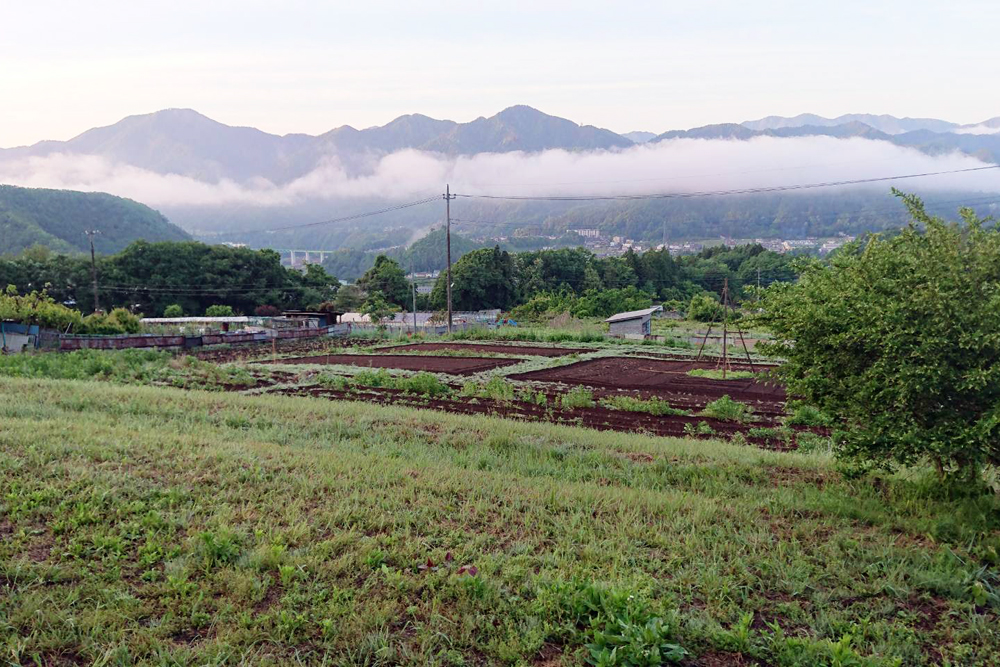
[741,112,958,135]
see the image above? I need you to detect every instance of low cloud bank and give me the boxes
[1,136,998,210]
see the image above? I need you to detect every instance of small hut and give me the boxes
[605,306,663,337]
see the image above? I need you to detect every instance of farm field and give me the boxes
[3,376,1000,666]
[253,338,803,447]
[380,342,591,357]
[263,353,524,375]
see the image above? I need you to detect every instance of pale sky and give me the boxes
[2,0,999,148]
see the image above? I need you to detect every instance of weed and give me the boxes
[480,376,515,402]
[687,368,756,380]
[395,372,451,397]
[559,386,596,410]
[517,387,548,406]
[196,529,241,570]
[684,421,715,436]
[701,395,754,423]
[536,580,687,664]
[599,395,687,416]
[786,402,833,427]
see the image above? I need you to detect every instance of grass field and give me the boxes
[2,377,1000,666]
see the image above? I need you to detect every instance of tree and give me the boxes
[430,247,517,311]
[686,294,722,322]
[361,291,395,332]
[163,304,183,317]
[206,304,236,317]
[332,284,365,312]
[757,192,1000,483]
[356,255,409,306]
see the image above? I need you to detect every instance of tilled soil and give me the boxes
[259,354,523,375]
[195,337,370,363]
[377,342,589,357]
[260,383,808,450]
[511,356,786,403]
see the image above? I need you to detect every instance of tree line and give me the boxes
[353,242,796,318]
[1,239,795,319]
[0,242,339,317]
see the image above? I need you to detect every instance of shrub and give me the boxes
[163,304,184,318]
[559,386,595,410]
[77,308,142,335]
[206,304,236,317]
[702,395,754,423]
[757,192,1000,483]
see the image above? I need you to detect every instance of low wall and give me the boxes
[58,324,349,352]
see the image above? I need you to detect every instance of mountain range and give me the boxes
[3,106,1000,188]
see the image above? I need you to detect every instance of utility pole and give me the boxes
[84,230,100,313]
[721,278,729,380]
[444,184,456,334]
[411,256,417,334]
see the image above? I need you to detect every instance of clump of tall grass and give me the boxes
[599,395,688,416]
[559,386,596,410]
[325,368,452,397]
[701,395,754,423]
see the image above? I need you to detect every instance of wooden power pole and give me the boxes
[444,184,456,334]
[411,256,417,334]
[84,230,101,313]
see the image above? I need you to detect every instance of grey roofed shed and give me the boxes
[605,306,663,337]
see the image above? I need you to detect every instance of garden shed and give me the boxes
[605,306,663,337]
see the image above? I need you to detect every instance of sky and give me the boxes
[2,0,1000,148]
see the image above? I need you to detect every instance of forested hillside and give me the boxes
[0,185,190,255]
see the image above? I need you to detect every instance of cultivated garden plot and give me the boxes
[511,356,786,402]
[260,353,524,375]
[377,342,590,357]
[251,341,822,449]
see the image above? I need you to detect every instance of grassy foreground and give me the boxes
[1,378,999,666]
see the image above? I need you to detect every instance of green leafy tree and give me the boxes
[356,255,409,306]
[571,287,652,319]
[163,304,183,317]
[430,247,517,311]
[361,291,395,332]
[332,284,366,312]
[686,294,721,322]
[757,192,1000,483]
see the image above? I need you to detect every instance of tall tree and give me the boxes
[431,247,517,311]
[356,255,409,307]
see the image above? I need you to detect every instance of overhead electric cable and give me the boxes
[264,196,439,232]
[452,165,1000,202]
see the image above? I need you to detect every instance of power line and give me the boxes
[452,165,1000,202]
[264,196,439,232]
